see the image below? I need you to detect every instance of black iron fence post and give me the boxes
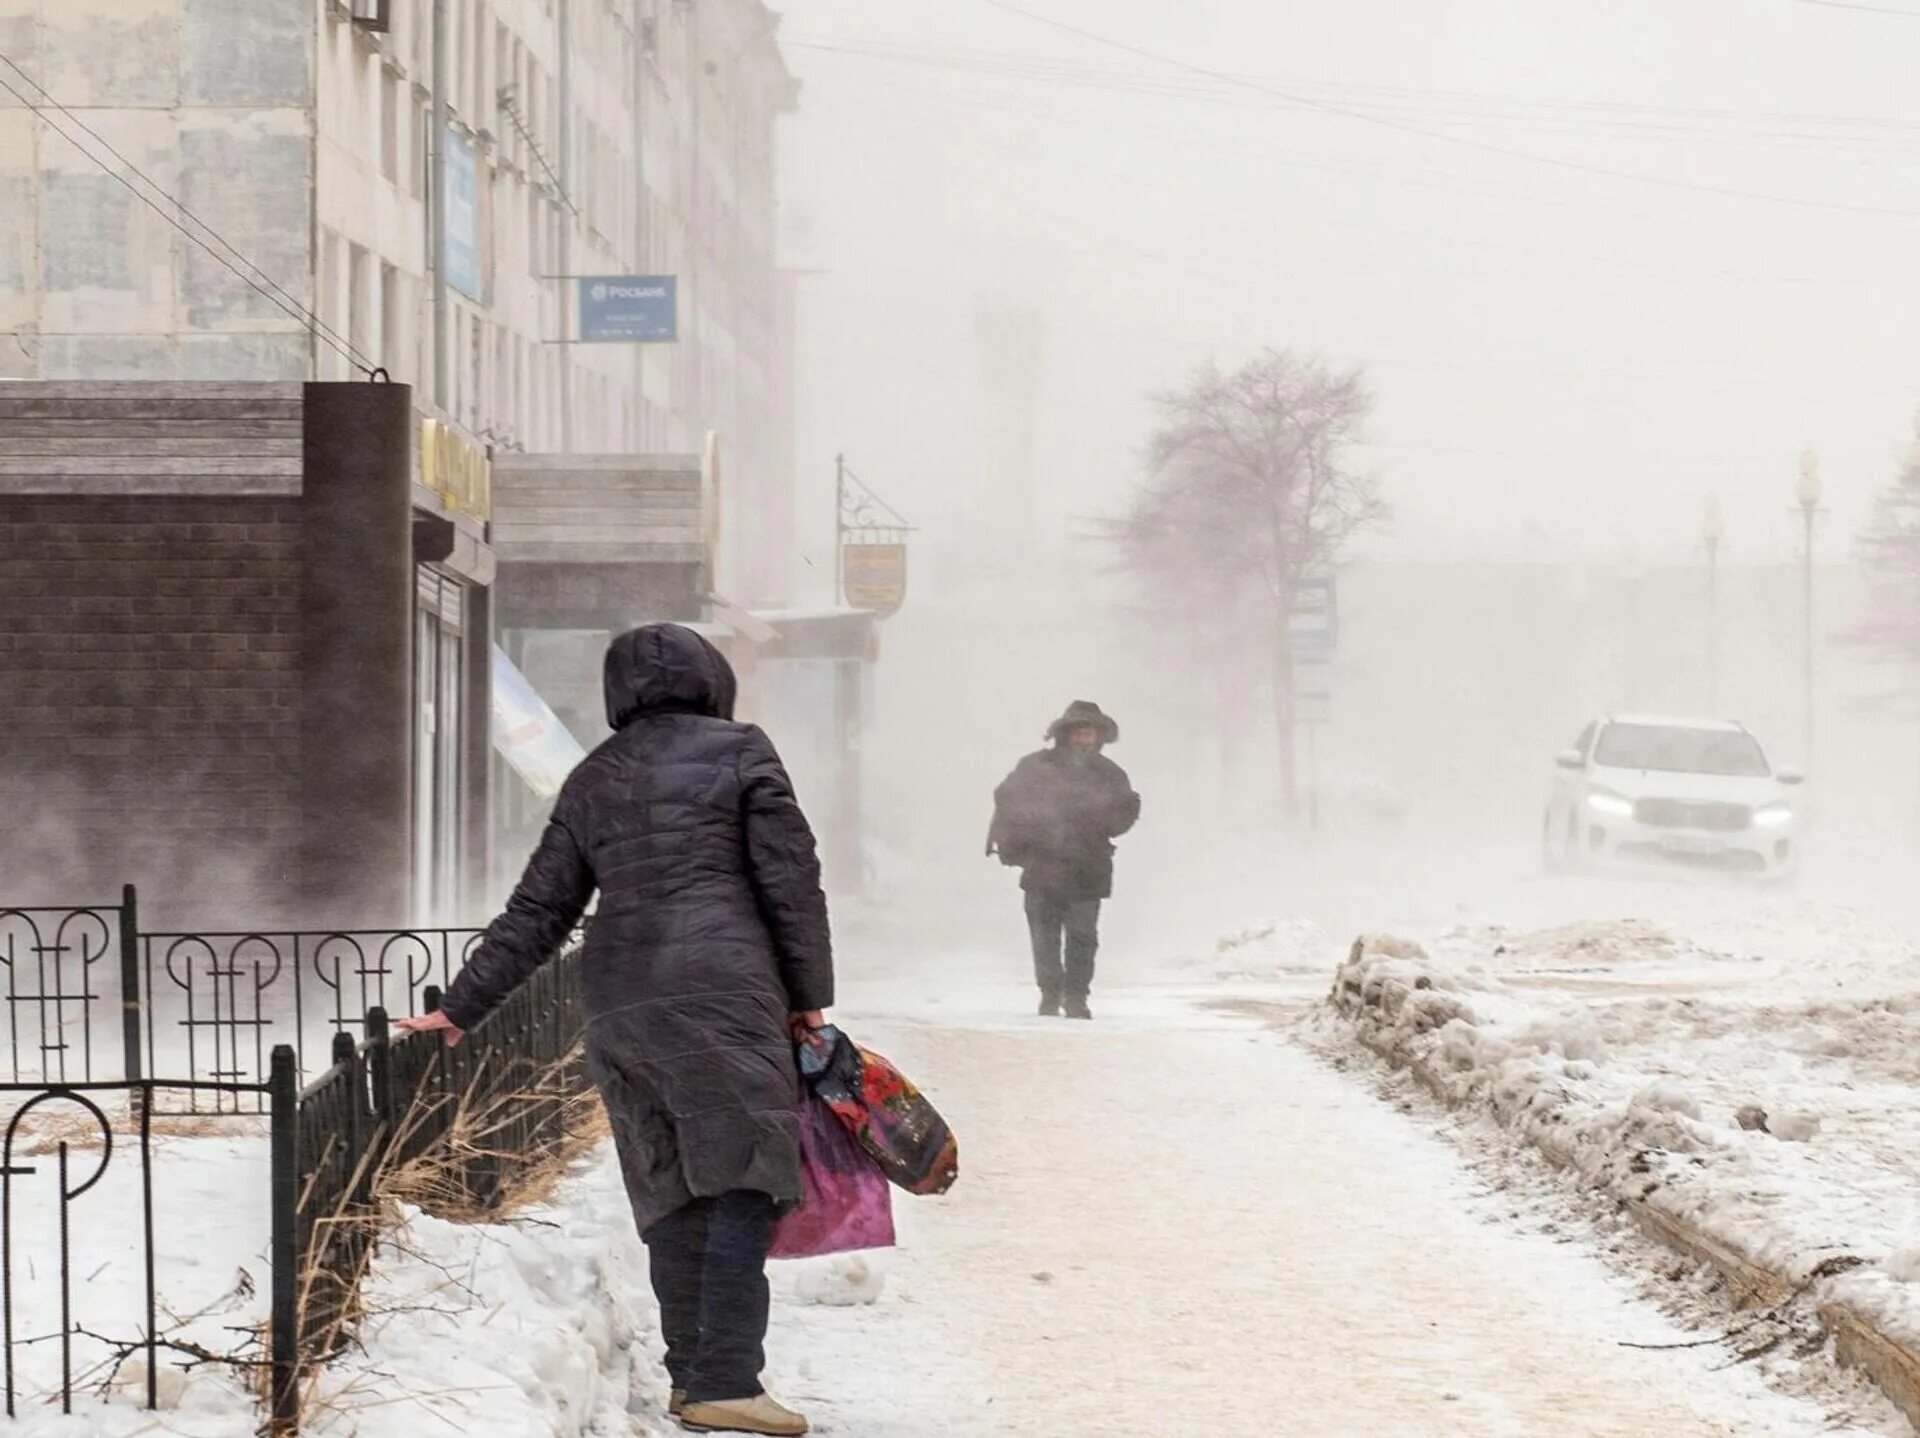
[119,885,141,1101]
[268,1046,298,1434]
[366,1008,393,1128]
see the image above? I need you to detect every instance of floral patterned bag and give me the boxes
[796,1025,959,1197]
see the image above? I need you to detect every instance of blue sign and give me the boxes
[579,275,677,343]
[1290,575,1337,660]
[445,127,482,301]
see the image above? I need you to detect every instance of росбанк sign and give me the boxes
[579,276,677,343]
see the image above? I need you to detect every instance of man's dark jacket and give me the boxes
[440,623,834,1232]
[988,745,1141,900]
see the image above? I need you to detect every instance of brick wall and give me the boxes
[0,495,304,920]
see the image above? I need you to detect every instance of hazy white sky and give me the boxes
[772,0,1920,577]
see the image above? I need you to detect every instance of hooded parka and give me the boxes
[439,623,834,1232]
[987,701,1140,900]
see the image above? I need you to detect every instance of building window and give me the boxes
[348,244,372,376]
[380,263,406,382]
[381,69,401,183]
[412,94,429,198]
[467,309,483,431]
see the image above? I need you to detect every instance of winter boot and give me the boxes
[1064,994,1092,1020]
[679,1392,810,1435]
[1038,987,1061,1017]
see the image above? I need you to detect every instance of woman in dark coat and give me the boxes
[399,623,832,1438]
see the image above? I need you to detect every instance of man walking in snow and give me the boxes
[987,700,1141,1019]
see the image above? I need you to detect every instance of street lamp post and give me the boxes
[1702,494,1724,715]
[1795,449,1824,775]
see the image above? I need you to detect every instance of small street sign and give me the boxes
[579,276,678,343]
[1291,575,1337,661]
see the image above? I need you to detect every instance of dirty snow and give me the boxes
[1319,913,1920,1364]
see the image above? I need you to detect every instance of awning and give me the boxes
[491,644,586,797]
[746,606,880,662]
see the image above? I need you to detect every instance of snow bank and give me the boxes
[6,1141,672,1437]
[1321,928,1920,1363]
[313,1151,663,1436]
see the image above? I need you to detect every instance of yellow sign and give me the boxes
[843,543,907,616]
[419,417,492,523]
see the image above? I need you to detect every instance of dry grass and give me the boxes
[373,1047,607,1222]
[284,1044,605,1433]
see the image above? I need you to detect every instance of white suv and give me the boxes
[1543,715,1803,879]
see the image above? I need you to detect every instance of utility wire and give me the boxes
[0,48,379,377]
[804,60,1920,271]
[791,37,1920,144]
[1794,0,1920,16]
[975,0,1920,220]
[794,41,1920,165]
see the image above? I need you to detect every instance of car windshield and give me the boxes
[1592,723,1770,777]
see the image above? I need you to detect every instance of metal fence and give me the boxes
[0,885,593,1426]
[0,1060,301,1429]
[387,949,588,1209]
[0,885,490,1111]
[291,941,588,1402]
[0,898,131,1089]
[140,925,484,1113]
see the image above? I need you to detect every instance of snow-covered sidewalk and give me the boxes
[11,983,1897,1437]
[768,1006,1885,1436]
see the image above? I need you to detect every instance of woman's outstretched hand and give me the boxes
[789,1010,826,1042]
[395,1010,467,1047]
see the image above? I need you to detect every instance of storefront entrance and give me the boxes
[413,569,467,923]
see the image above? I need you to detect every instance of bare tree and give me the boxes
[1111,350,1386,813]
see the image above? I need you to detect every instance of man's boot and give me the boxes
[1064,993,1092,1020]
[1038,987,1061,1017]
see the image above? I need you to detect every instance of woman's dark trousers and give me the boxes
[643,1189,778,1403]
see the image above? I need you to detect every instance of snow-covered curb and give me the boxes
[1323,935,1920,1430]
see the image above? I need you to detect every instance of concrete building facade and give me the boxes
[0,379,491,929]
[0,0,799,552]
[0,0,812,917]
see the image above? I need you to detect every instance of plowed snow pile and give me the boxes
[1319,918,1920,1353]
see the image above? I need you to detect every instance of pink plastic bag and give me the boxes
[769,1095,896,1260]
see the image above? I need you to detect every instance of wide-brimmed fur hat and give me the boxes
[1047,699,1119,745]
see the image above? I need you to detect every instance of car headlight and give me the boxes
[1586,789,1634,818]
[1752,802,1793,828]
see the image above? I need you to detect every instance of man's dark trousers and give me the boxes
[1025,890,1102,998]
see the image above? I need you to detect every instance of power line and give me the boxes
[801,60,1920,278]
[974,0,1920,220]
[1794,0,1920,16]
[791,36,1920,147]
[0,48,379,377]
